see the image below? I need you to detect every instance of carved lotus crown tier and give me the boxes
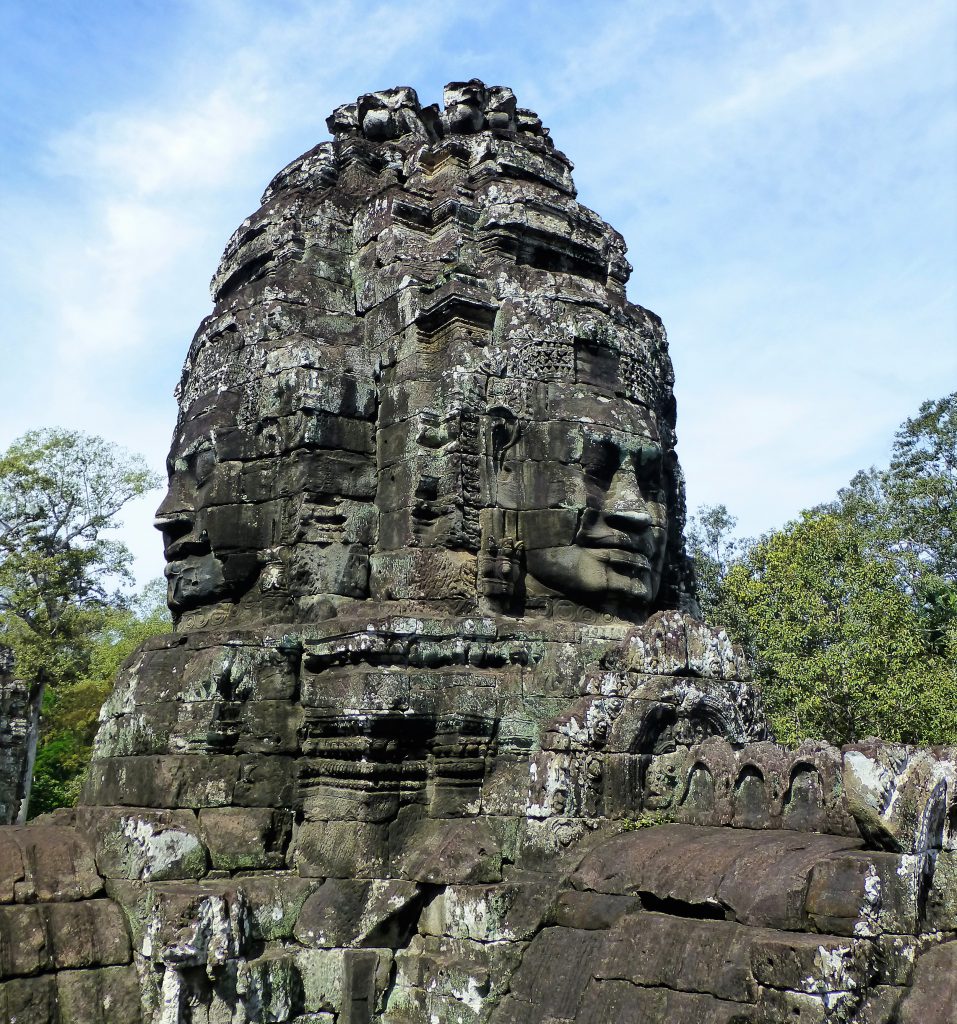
[6,84,951,1024]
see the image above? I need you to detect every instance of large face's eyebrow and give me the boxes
[581,425,661,459]
[170,435,216,475]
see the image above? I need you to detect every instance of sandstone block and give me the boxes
[572,825,861,930]
[295,879,370,947]
[56,965,143,1024]
[805,851,920,936]
[856,985,906,1024]
[42,900,131,970]
[295,948,392,1019]
[0,834,23,904]
[898,941,957,1024]
[750,932,869,995]
[550,890,639,931]
[396,818,502,884]
[77,807,208,881]
[294,820,387,878]
[596,912,758,1003]
[577,980,754,1024]
[925,849,957,931]
[502,926,606,1018]
[12,827,101,903]
[0,975,58,1024]
[296,878,422,949]
[0,905,46,976]
[755,987,851,1024]
[238,875,320,942]
[419,881,554,941]
[199,807,291,870]
[238,951,302,1023]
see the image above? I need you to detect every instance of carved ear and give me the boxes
[486,406,521,467]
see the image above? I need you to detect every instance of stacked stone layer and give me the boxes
[0,648,30,826]
[0,827,140,1023]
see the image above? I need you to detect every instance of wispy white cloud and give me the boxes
[39,85,273,368]
[696,1,953,126]
[51,89,272,198]
[45,201,198,361]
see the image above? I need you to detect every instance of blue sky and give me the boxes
[1,0,955,587]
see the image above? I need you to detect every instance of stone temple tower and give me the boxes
[0,81,955,1024]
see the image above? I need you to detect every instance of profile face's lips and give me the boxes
[164,553,228,612]
[162,531,212,561]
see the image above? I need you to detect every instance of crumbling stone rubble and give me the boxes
[1,81,955,1024]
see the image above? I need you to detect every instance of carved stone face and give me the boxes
[154,83,690,627]
[154,431,262,615]
[521,422,668,615]
[154,386,376,620]
[644,750,686,810]
[155,454,227,613]
[484,369,671,620]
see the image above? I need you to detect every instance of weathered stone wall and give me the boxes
[0,825,140,1023]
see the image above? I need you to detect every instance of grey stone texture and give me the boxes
[1,81,955,1022]
[0,648,30,825]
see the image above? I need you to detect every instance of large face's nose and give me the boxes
[602,455,653,533]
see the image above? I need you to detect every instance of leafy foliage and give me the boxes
[723,511,957,745]
[0,429,163,816]
[690,394,957,747]
[686,503,753,654]
[28,581,170,814]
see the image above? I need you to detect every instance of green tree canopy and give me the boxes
[723,510,957,745]
[689,393,957,748]
[28,579,170,815]
[686,503,752,649]
[0,428,162,818]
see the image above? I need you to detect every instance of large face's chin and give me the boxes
[525,543,664,612]
[165,554,229,613]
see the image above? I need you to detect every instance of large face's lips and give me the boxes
[592,548,652,575]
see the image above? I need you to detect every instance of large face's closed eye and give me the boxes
[635,443,666,504]
[581,435,620,483]
[580,434,665,510]
[192,448,217,488]
[169,443,216,490]
[580,434,630,514]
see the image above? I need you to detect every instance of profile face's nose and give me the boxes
[154,486,185,525]
[153,482,203,558]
